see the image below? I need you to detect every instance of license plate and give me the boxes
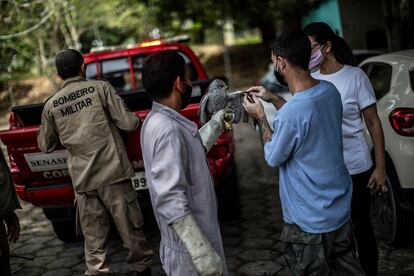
[131,171,148,191]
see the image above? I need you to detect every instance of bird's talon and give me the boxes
[223,120,232,131]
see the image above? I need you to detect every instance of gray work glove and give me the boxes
[199,109,231,152]
[172,214,224,276]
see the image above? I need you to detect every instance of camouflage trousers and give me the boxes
[280,220,365,276]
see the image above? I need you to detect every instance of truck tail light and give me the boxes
[389,108,414,136]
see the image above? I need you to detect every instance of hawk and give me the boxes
[198,79,247,129]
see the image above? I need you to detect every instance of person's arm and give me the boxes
[172,214,224,276]
[0,151,21,242]
[243,95,299,167]
[362,104,387,193]
[243,95,273,144]
[150,129,190,223]
[263,118,299,167]
[3,212,20,242]
[357,70,387,193]
[103,82,140,132]
[150,129,223,275]
[37,107,59,153]
[247,86,286,110]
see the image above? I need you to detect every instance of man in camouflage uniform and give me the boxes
[0,149,22,276]
[37,49,153,275]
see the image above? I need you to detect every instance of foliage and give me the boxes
[382,0,414,51]
[3,0,412,89]
[0,0,158,90]
[134,0,327,44]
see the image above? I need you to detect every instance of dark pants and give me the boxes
[0,220,11,276]
[280,221,365,276]
[351,168,378,276]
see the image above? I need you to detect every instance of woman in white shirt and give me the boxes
[304,22,387,276]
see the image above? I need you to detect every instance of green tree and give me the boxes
[0,0,157,97]
[136,0,327,44]
[382,0,414,51]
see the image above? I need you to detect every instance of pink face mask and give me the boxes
[309,45,325,69]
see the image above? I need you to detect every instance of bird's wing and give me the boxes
[198,94,210,125]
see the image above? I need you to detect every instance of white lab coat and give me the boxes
[141,102,228,275]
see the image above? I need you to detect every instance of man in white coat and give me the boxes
[140,51,230,276]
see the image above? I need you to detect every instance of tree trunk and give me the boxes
[6,55,15,107]
[51,21,62,55]
[401,0,414,49]
[63,3,81,50]
[48,0,73,49]
[7,81,15,107]
[38,37,59,93]
[193,28,205,44]
[382,0,402,51]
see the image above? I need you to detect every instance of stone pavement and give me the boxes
[7,123,414,275]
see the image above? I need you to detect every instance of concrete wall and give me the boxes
[338,0,385,49]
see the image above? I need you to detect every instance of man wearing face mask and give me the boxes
[140,51,229,276]
[248,57,288,111]
[244,31,365,275]
[37,49,154,275]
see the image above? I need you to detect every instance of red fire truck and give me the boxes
[0,40,240,241]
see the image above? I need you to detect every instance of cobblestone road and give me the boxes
[7,123,414,275]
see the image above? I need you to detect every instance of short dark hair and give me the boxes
[142,51,185,100]
[303,22,356,66]
[55,49,84,80]
[271,30,311,71]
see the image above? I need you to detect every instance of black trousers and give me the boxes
[0,220,11,276]
[351,167,378,276]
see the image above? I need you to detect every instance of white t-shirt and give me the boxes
[312,65,377,175]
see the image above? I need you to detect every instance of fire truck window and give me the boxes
[101,58,132,92]
[177,52,198,82]
[132,52,198,90]
[132,55,147,89]
[85,62,97,79]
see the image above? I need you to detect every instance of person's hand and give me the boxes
[243,94,265,120]
[172,214,224,276]
[210,109,227,127]
[247,86,274,102]
[368,168,387,194]
[4,211,20,242]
